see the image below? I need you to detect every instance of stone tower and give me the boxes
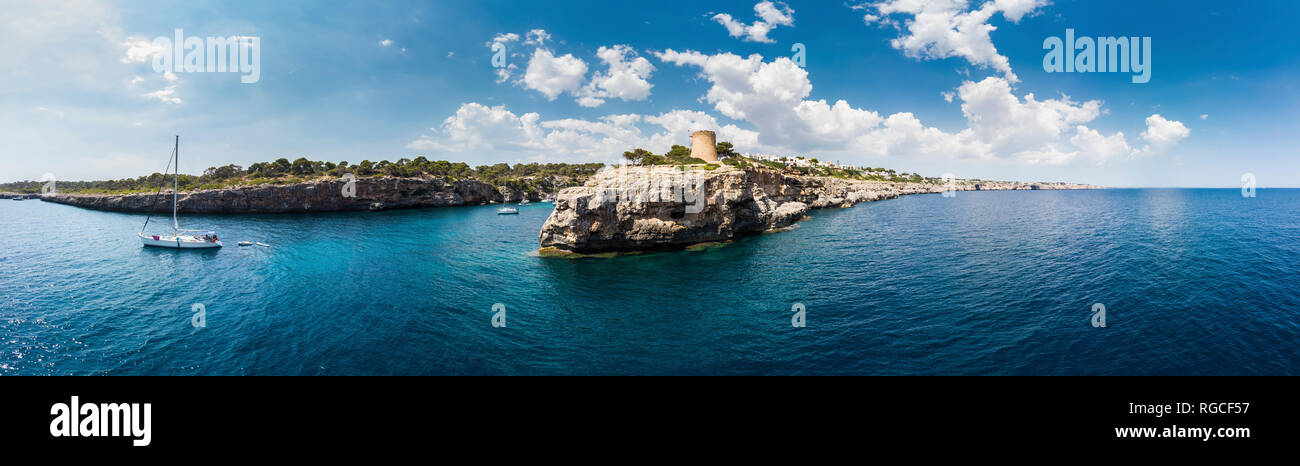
[690,130,719,163]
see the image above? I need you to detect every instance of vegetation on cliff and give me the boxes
[0,158,606,195]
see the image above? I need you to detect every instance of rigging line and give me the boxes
[139,144,177,234]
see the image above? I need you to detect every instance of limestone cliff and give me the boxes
[39,177,505,213]
[538,166,1096,253]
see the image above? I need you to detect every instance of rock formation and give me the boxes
[538,166,1097,253]
[41,177,511,214]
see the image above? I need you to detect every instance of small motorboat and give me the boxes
[497,205,519,215]
[237,241,253,246]
[519,198,531,206]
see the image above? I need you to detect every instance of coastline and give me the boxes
[32,176,571,214]
[537,166,1099,254]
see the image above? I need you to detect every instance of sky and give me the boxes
[1,0,1298,187]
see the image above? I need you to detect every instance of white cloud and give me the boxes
[379,39,392,47]
[408,102,542,152]
[120,36,166,64]
[492,31,658,106]
[522,49,588,100]
[577,45,656,107]
[1069,125,1133,164]
[407,103,762,164]
[142,71,182,105]
[852,0,1048,82]
[486,33,519,47]
[524,29,551,47]
[653,49,1182,164]
[712,1,796,43]
[1141,114,1190,152]
[1200,114,1208,120]
[956,76,1101,156]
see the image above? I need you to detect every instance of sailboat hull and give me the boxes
[139,234,222,249]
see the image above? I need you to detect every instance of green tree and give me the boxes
[291,157,315,175]
[664,144,691,160]
[715,141,737,159]
[623,148,653,165]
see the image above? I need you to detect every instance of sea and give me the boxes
[1,188,1297,375]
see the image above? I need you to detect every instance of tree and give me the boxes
[665,144,691,160]
[716,141,737,159]
[622,148,653,165]
[203,164,244,179]
[271,158,292,176]
[291,157,315,176]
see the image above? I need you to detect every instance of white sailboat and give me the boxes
[138,136,222,249]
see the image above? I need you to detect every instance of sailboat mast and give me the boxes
[173,135,179,232]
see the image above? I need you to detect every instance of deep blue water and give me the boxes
[2,189,1298,375]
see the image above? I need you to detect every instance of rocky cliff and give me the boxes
[538,166,1097,253]
[38,177,507,213]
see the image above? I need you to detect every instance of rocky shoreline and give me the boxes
[0,192,41,200]
[537,166,1098,254]
[35,176,566,214]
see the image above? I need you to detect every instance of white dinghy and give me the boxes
[139,136,222,249]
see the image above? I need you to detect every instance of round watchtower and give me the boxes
[690,130,719,163]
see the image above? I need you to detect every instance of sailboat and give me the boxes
[138,136,222,249]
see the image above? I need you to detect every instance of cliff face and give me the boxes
[39,177,504,214]
[538,166,1096,253]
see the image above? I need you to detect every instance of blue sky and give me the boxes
[1,0,1297,187]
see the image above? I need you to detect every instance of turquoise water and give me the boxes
[2,189,1298,375]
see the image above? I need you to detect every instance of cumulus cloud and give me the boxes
[143,71,182,104]
[524,29,551,47]
[712,1,795,43]
[1141,114,1190,152]
[654,49,1182,164]
[523,48,588,100]
[120,36,166,64]
[577,45,656,107]
[852,0,1048,82]
[406,103,760,163]
[489,30,661,107]
[450,23,1186,167]
[379,39,392,47]
[1069,126,1134,164]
